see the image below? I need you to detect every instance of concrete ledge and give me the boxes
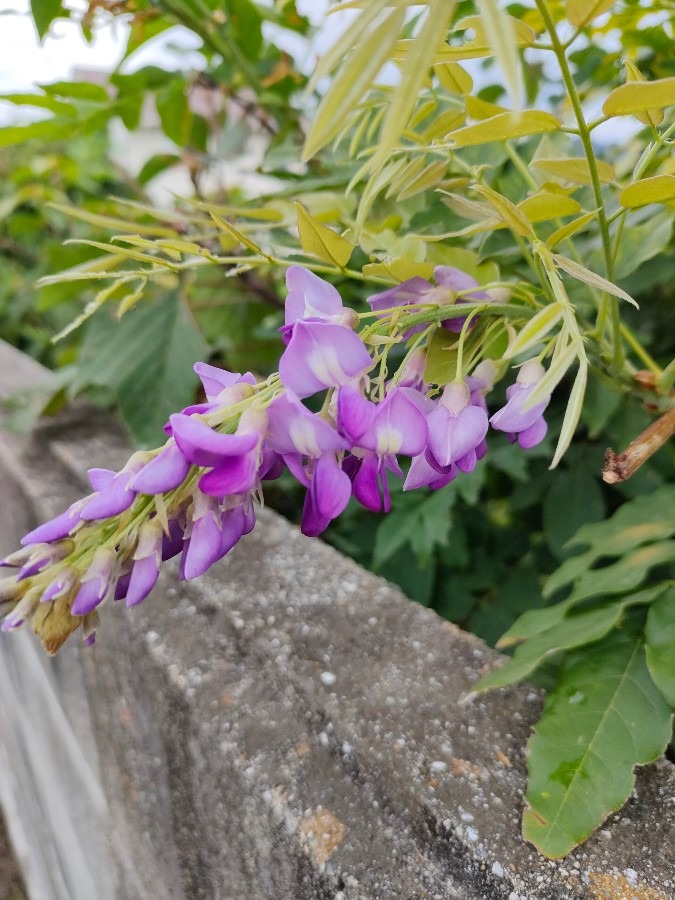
[0,340,673,899]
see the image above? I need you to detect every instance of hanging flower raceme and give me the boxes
[0,265,554,654]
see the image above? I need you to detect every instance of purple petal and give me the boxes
[131,443,191,494]
[279,321,371,399]
[352,453,388,513]
[517,415,548,449]
[366,277,431,313]
[259,447,285,481]
[80,472,136,521]
[220,507,247,555]
[88,468,116,491]
[71,578,106,616]
[21,502,84,545]
[266,392,349,457]
[199,452,258,496]
[114,572,132,601]
[311,453,352,520]
[301,488,332,538]
[337,385,376,442]
[455,449,477,473]
[490,385,549,433]
[171,414,259,467]
[427,404,488,468]
[162,519,186,561]
[366,389,428,458]
[194,362,255,400]
[125,556,160,608]
[285,266,343,327]
[404,454,457,491]
[181,513,224,580]
[434,266,490,299]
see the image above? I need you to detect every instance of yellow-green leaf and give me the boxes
[465,95,508,121]
[473,0,524,110]
[503,304,563,359]
[434,61,472,95]
[295,202,355,268]
[362,259,435,282]
[372,0,457,171]
[210,213,269,258]
[517,192,581,223]
[551,358,587,468]
[565,0,615,27]
[619,175,675,208]
[423,108,465,140]
[624,60,664,127]
[552,253,639,307]
[304,6,406,160]
[546,210,598,248]
[531,157,615,185]
[397,160,448,200]
[473,185,533,237]
[47,203,177,236]
[603,77,675,117]
[445,110,560,148]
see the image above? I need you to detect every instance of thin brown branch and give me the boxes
[602,406,675,484]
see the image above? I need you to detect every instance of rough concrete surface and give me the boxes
[0,339,673,900]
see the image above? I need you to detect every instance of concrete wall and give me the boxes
[0,340,673,900]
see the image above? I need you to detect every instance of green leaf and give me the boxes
[303,5,406,160]
[372,0,457,171]
[0,92,77,117]
[503,304,562,359]
[531,157,615,185]
[498,584,668,649]
[434,62,472,95]
[0,120,69,149]
[137,153,182,186]
[226,0,263,59]
[473,0,523,110]
[603,77,675,117]
[565,0,615,28]
[544,485,675,597]
[74,294,208,446]
[445,110,561,148]
[475,604,626,692]
[645,586,675,706]
[523,632,672,858]
[564,541,675,606]
[546,210,598,249]
[619,175,675,209]
[543,468,605,560]
[472,184,533,236]
[30,0,63,40]
[47,203,178,236]
[517,192,581,223]
[40,80,109,102]
[552,253,639,308]
[294,203,355,267]
[550,357,587,469]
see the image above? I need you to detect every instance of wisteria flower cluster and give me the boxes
[0,266,550,653]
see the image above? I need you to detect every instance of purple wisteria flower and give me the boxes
[266,391,351,536]
[174,364,256,419]
[338,386,427,512]
[425,381,489,474]
[366,277,434,338]
[490,360,550,449]
[434,266,492,332]
[279,266,358,343]
[279,319,372,398]
[366,266,494,336]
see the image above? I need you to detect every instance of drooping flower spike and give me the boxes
[0,266,552,653]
